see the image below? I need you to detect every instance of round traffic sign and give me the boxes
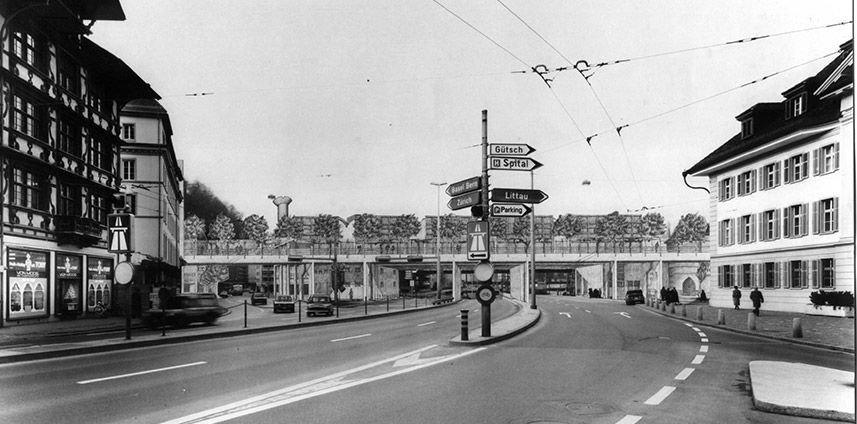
[474,262,494,283]
[476,284,496,305]
[115,261,135,285]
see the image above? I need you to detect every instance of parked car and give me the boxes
[625,289,645,305]
[218,291,229,298]
[306,295,334,317]
[273,295,295,313]
[141,293,227,329]
[250,292,268,306]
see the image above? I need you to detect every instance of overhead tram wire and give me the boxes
[539,48,843,154]
[495,0,636,208]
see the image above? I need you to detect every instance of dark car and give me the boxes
[273,295,295,313]
[625,289,645,305]
[142,293,227,329]
[306,294,334,317]
[250,292,268,306]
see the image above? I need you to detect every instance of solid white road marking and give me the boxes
[675,368,695,380]
[162,345,486,424]
[700,345,709,353]
[692,355,705,365]
[691,327,701,332]
[559,312,571,318]
[417,321,436,327]
[585,310,591,313]
[330,333,372,342]
[683,323,693,327]
[700,338,709,343]
[615,415,642,424]
[644,386,676,405]
[697,332,707,338]
[614,312,631,319]
[77,361,207,385]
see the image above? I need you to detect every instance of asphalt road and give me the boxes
[1,296,852,424]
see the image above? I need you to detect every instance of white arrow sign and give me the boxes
[490,203,532,217]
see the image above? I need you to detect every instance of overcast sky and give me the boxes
[90,1,852,228]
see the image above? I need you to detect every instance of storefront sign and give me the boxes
[56,254,81,279]
[87,257,114,311]
[7,249,49,319]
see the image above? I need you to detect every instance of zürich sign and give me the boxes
[447,191,481,211]
[490,188,549,204]
[490,203,532,217]
[446,176,481,196]
[489,156,542,171]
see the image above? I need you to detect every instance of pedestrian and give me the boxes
[750,287,764,316]
[732,286,742,310]
[660,286,667,303]
[670,287,679,305]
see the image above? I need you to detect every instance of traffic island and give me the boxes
[450,297,540,346]
[750,361,855,422]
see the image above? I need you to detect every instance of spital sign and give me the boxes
[446,176,481,196]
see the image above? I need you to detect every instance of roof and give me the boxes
[2,0,125,34]
[79,37,160,104]
[122,98,173,137]
[685,39,853,177]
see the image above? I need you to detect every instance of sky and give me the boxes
[89,0,853,229]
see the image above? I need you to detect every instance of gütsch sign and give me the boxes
[488,143,536,156]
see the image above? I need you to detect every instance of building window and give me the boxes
[763,262,778,289]
[11,31,45,71]
[12,94,46,141]
[741,264,753,288]
[741,118,754,138]
[787,93,806,119]
[57,52,80,95]
[783,204,807,238]
[122,159,136,180]
[813,197,839,234]
[719,219,734,246]
[57,117,82,157]
[814,143,840,175]
[58,183,81,216]
[739,215,755,244]
[719,177,735,201]
[89,135,113,170]
[11,167,48,211]
[718,265,735,288]
[787,260,807,289]
[122,123,136,141]
[817,258,835,289]
[89,194,108,225]
[784,153,808,183]
[737,170,756,196]
[760,162,780,190]
[759,209,779,241]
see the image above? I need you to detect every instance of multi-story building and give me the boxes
[118,99,184,309]
[1,1,158,323]
[685,39,853,313]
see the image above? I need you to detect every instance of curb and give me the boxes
[749,361,856,422]
[0,301,461,364]
[641,303,855,354]
[449,297,541,347]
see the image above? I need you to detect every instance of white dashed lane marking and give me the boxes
[700,345,709,353]
[675,368,695,380]
[331,334,372,342]
[644,386,676,405]
[615,415,642,424]
[691,355,705,365]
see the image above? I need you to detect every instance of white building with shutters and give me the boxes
[685,39,853,313]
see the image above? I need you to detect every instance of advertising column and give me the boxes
[7,249,49,320]
[56,254,83,317]
[87,257,114,313]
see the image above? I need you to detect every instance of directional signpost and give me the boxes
[489,156,543,172]
[489,143,535,156]
[447,191,481,211]
[490,188,549,204]
[446,176,481,197]
[490,203,532,218]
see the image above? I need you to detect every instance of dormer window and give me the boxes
[787,93,807,119]
[741,118,754,138]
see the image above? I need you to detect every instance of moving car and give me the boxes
[250,292,268,306]
[625,289,645,305]
[306,295,334,317]
[141,293,227,329]
[273,295,295,313]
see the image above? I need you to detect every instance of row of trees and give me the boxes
[185,210,710,249]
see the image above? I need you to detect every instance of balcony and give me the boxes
[54,216,104,247]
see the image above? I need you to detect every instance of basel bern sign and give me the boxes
[446,176,481,196]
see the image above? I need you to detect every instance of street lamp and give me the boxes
[430,182,447,299]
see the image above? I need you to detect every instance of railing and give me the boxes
[184,239,709,259]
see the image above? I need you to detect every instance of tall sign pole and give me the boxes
[530,171,537,309]
[480,110,491,336]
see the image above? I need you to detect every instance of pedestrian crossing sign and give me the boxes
[107,213,134,254]
[466,221,490,261]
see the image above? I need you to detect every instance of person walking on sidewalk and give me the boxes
[750,287,764,316]
[732,286,742,310]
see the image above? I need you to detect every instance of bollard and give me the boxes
[244,299,248,328]
[717,309,725,325]
[792,317,803,338]
[748,312,756,331]
[460,309,469,341]
[661,302,667,311]
[669,303,675,314]
[298,299,301,323]
[681,304,687,317]
[386,296,389,312]
[403,296,406,310]
[696,306,703,321]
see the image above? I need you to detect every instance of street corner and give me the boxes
[749,361,855,422]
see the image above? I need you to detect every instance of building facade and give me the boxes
[1,0,158,323]
[118,99,184,310]
[686,40,854,313]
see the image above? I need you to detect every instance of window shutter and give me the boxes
[784,159,792,183]
[834,143,839,170]
[773,209,780,239]
[731,218,738,245]
[774,163,780,186]
[737,174,744,195]
[800,204,808,236]
[775,262,782,289]
[832,197,839,232]
[718,180,725,201]
[812,201,819,234]
[801,153,809,179]
[754,263,761,288]
[750,169,756,193]
[812,148,820,175]
[750,215,756,242]
[718,221,724,246]
[758,166,766,190]
[730,177,736,198]
[717,266,724,288]
[781,262,789,289]
[811,260,819,289]
[783,208,791,238]
[801,261,808,288]
[758,213,765,241]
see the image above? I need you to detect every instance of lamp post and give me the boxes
[430,182,447,299]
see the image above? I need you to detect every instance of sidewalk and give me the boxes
[647,299,855,422]
[646,299,854,352]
